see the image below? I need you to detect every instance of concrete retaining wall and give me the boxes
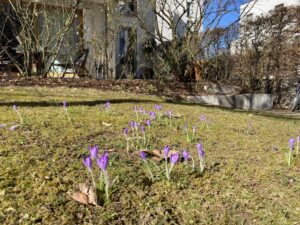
[185,94,273,110]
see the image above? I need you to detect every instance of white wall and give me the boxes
[83,3,107,78]
[240,0,300,22]
[156,0,203,42]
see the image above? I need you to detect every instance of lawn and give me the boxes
[0,86,300,225]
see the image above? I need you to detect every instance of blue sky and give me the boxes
[204,0,249,29]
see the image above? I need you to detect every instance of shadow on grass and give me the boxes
[1,96,299,121]
[166,98,300,121]
[0,99,159,108]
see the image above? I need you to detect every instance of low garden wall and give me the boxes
[185,94,273,110]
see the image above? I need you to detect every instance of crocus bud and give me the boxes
[170,152,180,165]
[182,150,189,161]
[83,156,92,171]
[140,151,147,160]
[97,152,109,171]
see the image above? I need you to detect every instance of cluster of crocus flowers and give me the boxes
[125,119,151,151]
[183,123,197,142]
[165,110,173,126]
[199,114,209,129]
[63,101,71,122]
[12,104,23,125]
[164,145,179,180]
[83,145,110,201]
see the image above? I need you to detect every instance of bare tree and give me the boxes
[0,0,82,76]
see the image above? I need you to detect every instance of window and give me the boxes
[187,1,192,18]
[119,0,136,14]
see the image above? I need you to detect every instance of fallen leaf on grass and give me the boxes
[70,192,89,205]
[102,122,112,127]
[69,183,98,206]
[142,150,180,161]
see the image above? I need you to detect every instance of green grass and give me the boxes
[0,86,300,225]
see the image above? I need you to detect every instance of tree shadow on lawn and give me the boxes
[0,99,159,108]
[166,99,300,121]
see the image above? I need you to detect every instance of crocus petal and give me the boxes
[140,151,147,160]
[83,156,92,171]
[123,128,129,136]
[97,152,109,171]
[289,138,295,150]
[89,145,99,159]
[9,125,20,131]
[63,101,67,108]
[140,125,145,133]
[146,119,151,126]
[197,143,205,159]
[170,152,180,165]
[164,145,170,159]
[182,150,189,160]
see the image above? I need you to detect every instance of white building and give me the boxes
[83,0,203,79]
[240,0,300,22]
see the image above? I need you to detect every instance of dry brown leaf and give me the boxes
[102,122,112,127]
[71,183,98,206]
[87,188,98,205]
[143,150,180,160]
[70,192,89,205]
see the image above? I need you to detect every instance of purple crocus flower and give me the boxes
[289,138,295,151]
[149,112,156,120]
[154,105,162,111]
[83,156,92,171]
[170,152,180,165]
[105,101,111,109]
[0,124,7,128]
[199,114,206,121]
[166,110,173,117]
[89,145,99,159]
[140,151,147,160]
[139,107,146,114]
[164,145,170,159]
[97,152,109,171]
[197,143,205,159]
[129,121,136,130]
[12,104,17,111]
[182,150,189,161]
[140,125,145,133]
[63,101,67,109]
[9,125,20,131]
[146,119,151,127]
[123,127,129,136]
